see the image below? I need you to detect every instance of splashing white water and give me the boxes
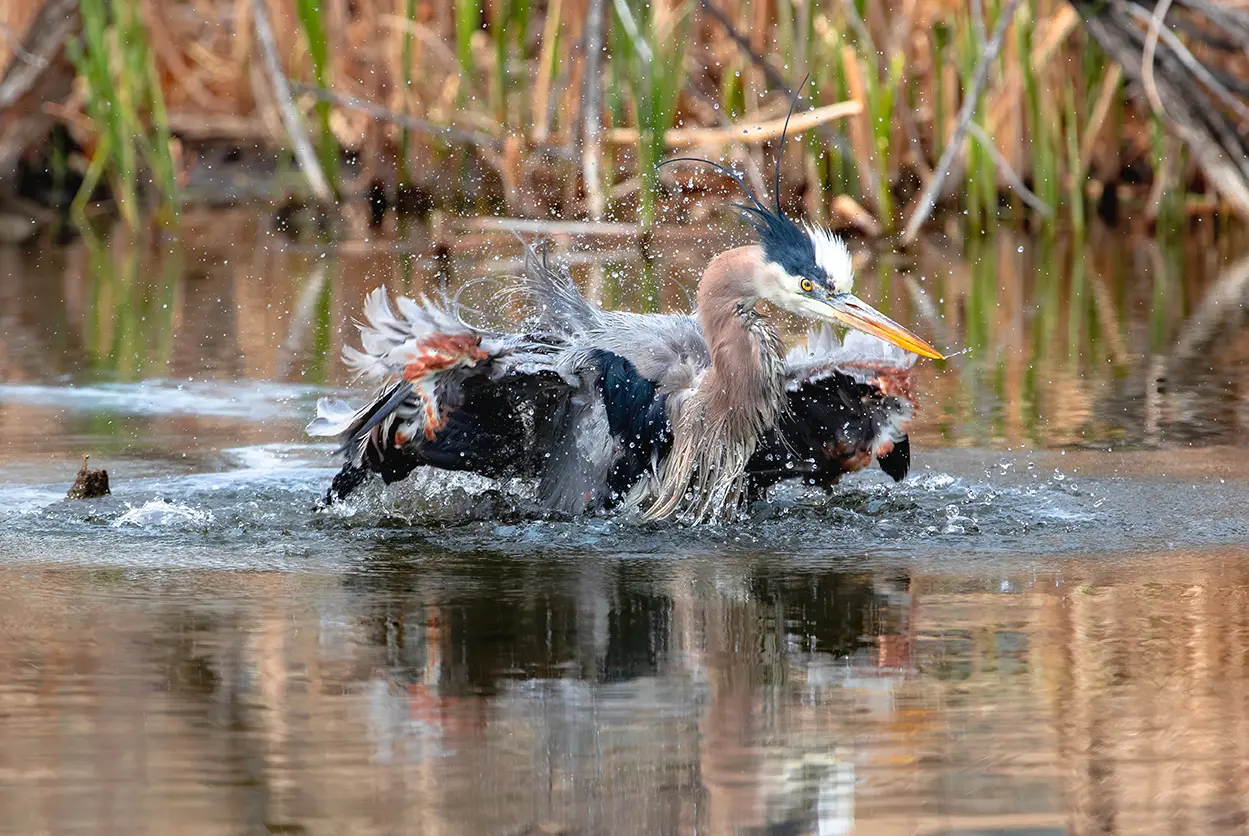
[112,499,216,529]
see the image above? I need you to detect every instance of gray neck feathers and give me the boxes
[643,247,786,523]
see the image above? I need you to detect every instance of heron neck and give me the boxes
[696,247,785,434]
[641,247,784,523]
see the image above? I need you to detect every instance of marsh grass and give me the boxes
[80,224,180,378]
[69,0,179,227]
[294,0,338,194]
[612,0,691,228]
[6,0,1235,239]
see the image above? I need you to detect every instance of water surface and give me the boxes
[3,212,1249,833]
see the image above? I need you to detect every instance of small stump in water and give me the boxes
[66,455,110,499]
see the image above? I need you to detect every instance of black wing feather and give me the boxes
[747,370,911,499]
[590,349,673,505]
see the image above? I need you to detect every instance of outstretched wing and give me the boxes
[513,242,711,396]
[308,245,698,513]
[749,326,919,495]
[307,286,565,478]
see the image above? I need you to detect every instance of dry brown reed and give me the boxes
[2,0,1247,236]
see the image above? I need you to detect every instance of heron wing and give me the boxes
[534,347,674,515]
[578,310,710,395]
[749,326,918,494]
[511,241,711,395]
[307,286,569,494]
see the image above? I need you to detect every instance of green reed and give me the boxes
[305,263,335,385]
[614,0,690,228]
[931,22,950,162]
[455,0,477,76]
[80,224,179,380]
[1063,79,1085,237]
[866,52,904,226]
[1020,3,1058,231]
[398,0,417,189]
[70,0,179,227]
[489,0,531,123]
[1028,232,1062,372]
[1147,237,1183,355]
[1151,116,1186,236]
[809,28,852,200]
[294,0,338,194]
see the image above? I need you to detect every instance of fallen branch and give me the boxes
[605,100,861,147]
[901,0,1025,245]
[0,21,48,69]
[1073,0,1249,218]
[454,217,644,237]
[1142,0,1177,115]
[1124,0,1249,125]
[967,122,1054,218]
[291,82,504,150]
[0,0,80,187]
[250,0,333,203]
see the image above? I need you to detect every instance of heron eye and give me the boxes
[800,278,814,293]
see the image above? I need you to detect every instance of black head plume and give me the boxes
[657,74,810,221]
[656,156,769,215]
[772,72,810,219]
[657,75,834,287]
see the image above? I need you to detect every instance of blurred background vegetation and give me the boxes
[1,0,1248,244]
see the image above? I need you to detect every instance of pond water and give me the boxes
[3,210,1249,834]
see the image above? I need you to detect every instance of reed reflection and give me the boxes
[4,210,1249,456]
[6,552,1249,831]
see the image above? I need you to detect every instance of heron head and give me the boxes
[659,75,943,361]
[746,211,945,360]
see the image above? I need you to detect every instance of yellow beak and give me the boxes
[824,294,945,360]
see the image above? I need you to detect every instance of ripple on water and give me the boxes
[0,380,336,420]
[7,442,1237,567]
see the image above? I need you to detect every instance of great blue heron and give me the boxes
[308,90,944,524]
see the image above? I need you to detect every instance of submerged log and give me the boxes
[66,454,110,500]
[1071,0,1249,219]
[0,0,81,196]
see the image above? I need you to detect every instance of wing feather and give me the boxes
[309,285,560,468]
[748,325,920,494]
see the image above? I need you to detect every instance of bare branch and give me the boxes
[967,122,1054,218]
[1123,1,1249,125]
[1142,0,1178,115]
[0,21,48,69]
[290,83,504,150]
[250,0,333,203]
[901,0,1025,245]
[696,0,789,92]
[605,101,861,147]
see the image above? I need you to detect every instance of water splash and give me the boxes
[112,499,216,530]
